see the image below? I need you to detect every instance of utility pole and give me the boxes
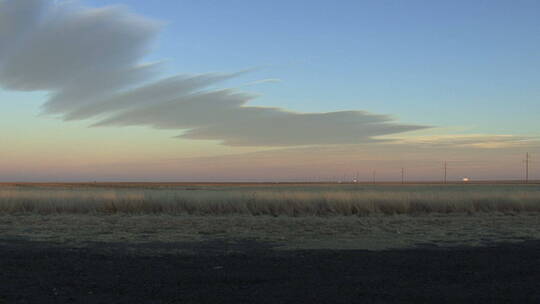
[444,161,447,184]
[525,152,529,184]
[401,167,405,184]
[372,170,376,184]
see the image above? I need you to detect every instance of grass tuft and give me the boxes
[1,184,539,217]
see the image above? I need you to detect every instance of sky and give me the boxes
[0,0,539,182]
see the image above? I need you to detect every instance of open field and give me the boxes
[1,183,539,250]
[1,183,540,216]
[2,183,540,303]
[2,213,540,252]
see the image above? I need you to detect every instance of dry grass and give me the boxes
[2,213,540,251]
[1,184,539,216]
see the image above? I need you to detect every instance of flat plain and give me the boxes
[1,182,540,303]
[1,182,540,250]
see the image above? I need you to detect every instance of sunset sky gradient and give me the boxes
[0,0,538,181]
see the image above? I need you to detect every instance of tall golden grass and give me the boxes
[1,184,539,216]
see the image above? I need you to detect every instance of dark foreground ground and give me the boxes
[1,239,540,304]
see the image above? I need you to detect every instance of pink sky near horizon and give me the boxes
[1,136,537,182]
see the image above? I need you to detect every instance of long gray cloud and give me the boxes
[0,0,428,146]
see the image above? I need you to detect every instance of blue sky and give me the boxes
[0,0,539,181]
[85,0,540,134]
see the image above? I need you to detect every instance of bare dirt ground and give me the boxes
[1,237,540,303]
[1,213,540,303]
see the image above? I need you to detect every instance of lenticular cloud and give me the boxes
[0,0,427,146]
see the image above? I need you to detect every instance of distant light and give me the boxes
[462,177,470,182]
